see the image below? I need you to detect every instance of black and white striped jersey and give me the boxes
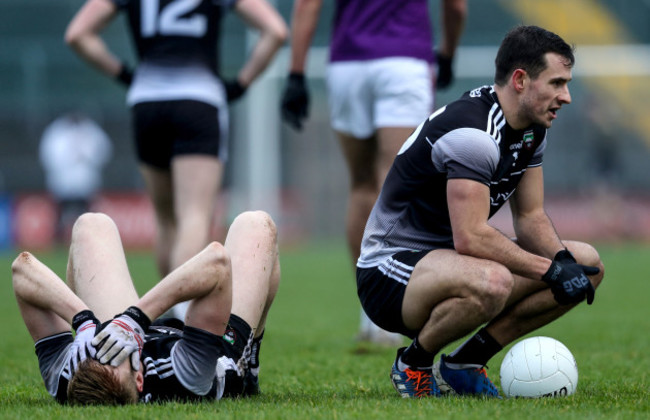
[139,324,223,403]
[357,85,547,268]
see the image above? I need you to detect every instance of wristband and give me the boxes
[554,248,576,264]
[122,306,152,331]
[72,310,99,331]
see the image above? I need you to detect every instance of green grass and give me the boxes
[0,241,648,419]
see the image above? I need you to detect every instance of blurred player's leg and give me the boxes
[168,155,223,319]
[337,131,403,346]
[139,165,175,276]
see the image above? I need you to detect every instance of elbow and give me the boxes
[204,242,231,285]
[453,231,476,256]
[64,26,82,50]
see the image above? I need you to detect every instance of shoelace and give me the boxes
[473,367,498,392]
[474,367,488,378]
[405,369,432,397]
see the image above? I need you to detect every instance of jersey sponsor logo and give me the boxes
[490,190,514,207]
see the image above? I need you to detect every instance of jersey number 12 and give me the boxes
[141,0,207,38]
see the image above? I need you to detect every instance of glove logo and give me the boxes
[549,265,562,281]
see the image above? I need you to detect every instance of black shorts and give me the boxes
[357,250,430,338]
[132,100,225,168]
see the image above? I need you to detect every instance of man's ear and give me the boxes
[511,68,528,92]
[136,370,144,392]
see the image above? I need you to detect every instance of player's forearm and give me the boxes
[12,252,87,324]
[238,26,287,87]
[66,34,123,79]
[234,0,287,87]
[288,0,322,73]
[439,0,467,57]
[136,242,230,321]
[454,225,551,281]
[513,209,565,259]
[65,0,122,79]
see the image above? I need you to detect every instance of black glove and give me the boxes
[436,52,454,90]
[281,72,309,130]
[116,63,133,87]
[542,250,599,305]
[224,79,247,102]
[554,248,577,264]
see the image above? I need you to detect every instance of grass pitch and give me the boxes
[0,241,648,419]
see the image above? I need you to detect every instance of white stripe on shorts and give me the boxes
[377,256,415,285]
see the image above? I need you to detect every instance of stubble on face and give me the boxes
[518,53,573,129]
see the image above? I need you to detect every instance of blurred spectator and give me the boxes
[39,112,112,242]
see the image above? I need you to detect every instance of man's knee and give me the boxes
[475,263,514,317]
[231,211,277,240]
[567,241,605,289]
[72,212,115,239]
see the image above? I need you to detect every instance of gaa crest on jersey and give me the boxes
[523,131,534,149]
[223,328,236,345]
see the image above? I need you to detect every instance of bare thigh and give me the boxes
[66,213,139,322]
[402,249,513,331]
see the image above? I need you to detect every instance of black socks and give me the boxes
[445,327,503,366]
[400,337,435,369]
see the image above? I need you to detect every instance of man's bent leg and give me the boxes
[66,213,139,322]
[223,211,281,396]
[398,249,512,397]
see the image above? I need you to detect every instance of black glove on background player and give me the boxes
[280,72,309,130]
[224,79,247,102]
[542,249,598,305]
[435,52,454,89]
[116,63,133,86]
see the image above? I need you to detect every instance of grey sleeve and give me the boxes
[34,332,73,403]
[431,127,500,185]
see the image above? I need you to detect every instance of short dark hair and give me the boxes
[494,25,575,86]
[67,359,139,405]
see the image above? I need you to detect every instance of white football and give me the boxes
[499,336,578,398]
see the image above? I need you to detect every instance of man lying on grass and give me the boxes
[12,211,280,404]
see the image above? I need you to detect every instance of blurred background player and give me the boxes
[280,0,467,345]
[65,0,287,318]
[39,111,112,244]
